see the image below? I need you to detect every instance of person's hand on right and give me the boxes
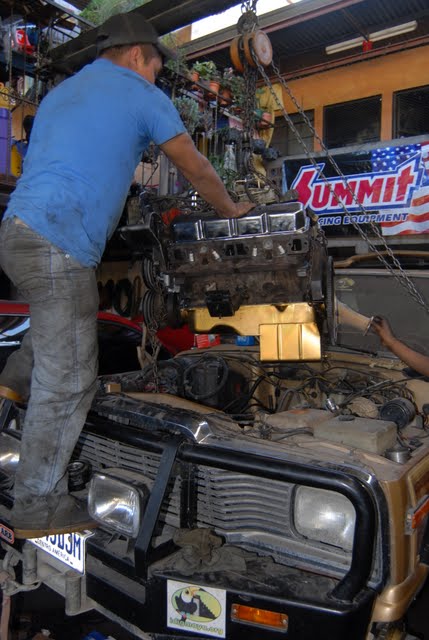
[218,201,256,219]
[370,316,397,349]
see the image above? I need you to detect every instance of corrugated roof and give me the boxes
[185,0,429,75]
[48,0,244,72]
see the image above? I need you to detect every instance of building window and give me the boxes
[324,96,381,149]
[394,85,429,138]
[271,110,314,157]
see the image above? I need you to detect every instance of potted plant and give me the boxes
[255,109,273,129]
[229,73,245,114]
[260,111,273,128]
[208,69,221,100]
[162,34,190,79]
[173,96,200,136]
[191,61,214,82]
[255,87,273,129]
[195,61,220,99]
[219,67,234,107]
[189,62,202,88]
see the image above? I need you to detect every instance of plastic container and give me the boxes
[195,334,221,348]
[236,335,255,346]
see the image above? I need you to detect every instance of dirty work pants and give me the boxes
[0,217,98,502]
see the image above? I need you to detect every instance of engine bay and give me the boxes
[101,346,427,462]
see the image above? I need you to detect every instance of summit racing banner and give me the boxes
[283,141,429,235]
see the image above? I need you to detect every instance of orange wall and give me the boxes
[281,45,429,150]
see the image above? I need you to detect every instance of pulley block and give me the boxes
[230,29,273,73]
[230,36,245,73]
[245,30,273,67]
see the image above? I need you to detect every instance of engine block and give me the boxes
[165,202,327,314]
[121,200,332,360]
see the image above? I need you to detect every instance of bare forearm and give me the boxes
[387,338,429,377]
[179,152,236,217]
[161,133,254,218]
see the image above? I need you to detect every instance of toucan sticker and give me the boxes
[167,580,226,638]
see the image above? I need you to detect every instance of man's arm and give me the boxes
[160,133,254,219]
[371,316,429,376]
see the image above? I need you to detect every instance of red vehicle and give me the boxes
[0,300,193,376]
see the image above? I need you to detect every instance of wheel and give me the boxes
[142,290,167,329]
[142,257,158,290]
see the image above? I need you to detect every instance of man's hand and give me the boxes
[161,134,257,219]
[370,316,397,348]
[218,201,257,219]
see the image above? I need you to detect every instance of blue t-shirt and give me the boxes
[5,58,186,266]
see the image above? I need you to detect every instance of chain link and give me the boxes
[241,0,258,15]
[239,15,258,190]
[146,266,170,392]
[254,55,429,314]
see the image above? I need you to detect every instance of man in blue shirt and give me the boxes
[0,12,254,538]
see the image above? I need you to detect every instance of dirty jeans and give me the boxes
[0,217,98,503]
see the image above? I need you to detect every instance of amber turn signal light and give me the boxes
[231,603,288,632]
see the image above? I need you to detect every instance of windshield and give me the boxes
[335,269,429,355]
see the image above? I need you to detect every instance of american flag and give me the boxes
[372,142,429,235]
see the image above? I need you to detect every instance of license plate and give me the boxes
[167,579,226,638]
[30,530,94,574]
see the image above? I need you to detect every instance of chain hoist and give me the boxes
[231,5,429,314]
[230,1,277,202]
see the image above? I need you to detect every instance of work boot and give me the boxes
[11,494,97,539]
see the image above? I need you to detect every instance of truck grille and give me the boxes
[77,432,290,535]
[77,431,352,575]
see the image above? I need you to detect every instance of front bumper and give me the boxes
[85,548,376,640]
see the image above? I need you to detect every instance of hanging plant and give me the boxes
[192,60,218,81]
[191,61,221,100]
[229,74,245,113]
[173,96,200,136]
[257,111,273,129]
[255,87,273,128]
[190,69,200,89]
[218,67,235,107]
[161,33,191,86]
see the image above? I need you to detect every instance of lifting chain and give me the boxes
[237,10,258,193]
[233,1,281,202]
[240,0,258,18]
[146,276,167,392]
[252,52,429,314]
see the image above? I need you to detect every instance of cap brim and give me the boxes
[156,41,176,61]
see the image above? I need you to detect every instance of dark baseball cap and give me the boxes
[96,13,175,60]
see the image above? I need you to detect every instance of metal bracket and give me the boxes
[134,436,183,579]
